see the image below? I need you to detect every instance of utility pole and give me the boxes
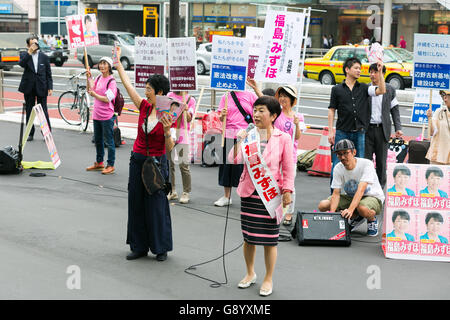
[169,0,180,38]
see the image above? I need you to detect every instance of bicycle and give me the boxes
[57,70,91,131]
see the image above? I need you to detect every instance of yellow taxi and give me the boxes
[303,45,413,90]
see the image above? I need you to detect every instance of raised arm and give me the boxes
[112,47,143,109]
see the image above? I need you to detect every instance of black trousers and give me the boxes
[24,89,51,138]
[364,125,388,189]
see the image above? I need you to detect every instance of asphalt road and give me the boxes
[0,121,448,300]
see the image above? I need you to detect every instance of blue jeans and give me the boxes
[330,129,365,189]
[93,116,116,167]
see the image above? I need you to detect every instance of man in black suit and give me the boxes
[19,35,53,141]
[364,63,403,189]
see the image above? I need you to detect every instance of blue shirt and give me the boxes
[420,232,448,244]
[387,230,415,242]
[419,187,448,198]
[387,185,415,196]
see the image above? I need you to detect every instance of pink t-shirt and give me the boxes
[93,75,117,121]
[274,111,306,164]
[217,91,258,139]
[167,92,196,145]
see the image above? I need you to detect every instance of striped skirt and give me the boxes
[240,191,280,246]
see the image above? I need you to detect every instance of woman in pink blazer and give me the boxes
[229,96,295,297]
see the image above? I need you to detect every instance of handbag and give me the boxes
[141,106,171,195]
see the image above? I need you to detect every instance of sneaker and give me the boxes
[367,218,379,237]
[214,196,232,207]
[101,165,115,175]
[86,162,104,171]
[167,191,178,200]
[179,192,190,204]
[349,215,365,232]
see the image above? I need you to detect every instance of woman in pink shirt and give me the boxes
[86,57,117,175]
[230,96,294,297]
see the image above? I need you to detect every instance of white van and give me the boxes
[77,31,135,70]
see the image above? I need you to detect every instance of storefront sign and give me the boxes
[210,35,249,91]
[382,163,450,262]
[246,27,263,79]
[168,37,197,91]
[413,33,450,90]
[134,37,166,88]
[254,10,305,84]
[410,88,442,124]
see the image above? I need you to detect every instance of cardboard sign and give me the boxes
[382,163,450,262]
[134,37,166,88]
[65,14,99,49]
[254,10,305,84]
[210,35,249,91]
[168,37,197,91]
[413,33,450,90]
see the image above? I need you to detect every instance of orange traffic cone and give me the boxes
[307,127,331,177]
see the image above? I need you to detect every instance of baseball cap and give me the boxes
[333,139,355,153]
[275,85,298,101]
[99,56,113,67]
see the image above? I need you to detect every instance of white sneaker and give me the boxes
[167,191,178,200]
[214,196,232,207]
[179,192,190,204]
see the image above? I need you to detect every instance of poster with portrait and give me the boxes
[65,14,99,49]
[33,104,61,169]
[382,163,449,262]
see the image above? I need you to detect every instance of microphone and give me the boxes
[237,123,255,142]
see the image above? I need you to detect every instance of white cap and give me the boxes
[99,56,113,67]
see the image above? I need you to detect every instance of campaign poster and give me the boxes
[210,35,249,91]
[168,37,197,91]
[245,27,264,79]
[413,33,450,90]
[410,88,442,124]
[65,14,99,49]
[33,104,61,169]
[254,10,305,84]
[134,37,166,88]
[382,163,450,261]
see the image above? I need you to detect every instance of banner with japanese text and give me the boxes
[245,27,263,79]
[410,88,442,124]
[382,163,449,262]
[65,14,99,49]
[210,35,249,91]
[254,10,305,84]
[134,37,166,88]
[168,37,197,91]
[34,104,61,169]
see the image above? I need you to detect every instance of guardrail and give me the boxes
[0,69,424,133]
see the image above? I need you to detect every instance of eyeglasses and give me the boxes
[336,150,352,158]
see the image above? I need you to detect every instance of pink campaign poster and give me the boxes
[65,14,99,49]
[382,163,449,261]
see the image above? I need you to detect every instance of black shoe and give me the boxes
[126,251,147,260]
[156,252,167,261]
[27,136,34,141]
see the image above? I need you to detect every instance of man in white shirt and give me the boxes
[364,63,403,188]
[318,139,384,236]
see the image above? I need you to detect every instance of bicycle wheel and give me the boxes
[79,92,90,132]
[58,91,81,125]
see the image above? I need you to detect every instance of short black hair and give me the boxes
[253,96,281,123]
[343,57,361,77]
[392,210,410,222]
[425,212,443,225]
[146,74,170,96]
[369,63,386,74]
[393,165,411,178]
[262,88,276,96]
[26,35,38,46]
[84,15,92,23]
[425,166,444,179]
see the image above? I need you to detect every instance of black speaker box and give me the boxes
[0,146,22,174]
[291,211,351,246]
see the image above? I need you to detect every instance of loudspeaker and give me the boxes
[407,140,430,164]
[291,211,351,246]
[0,146,22,174]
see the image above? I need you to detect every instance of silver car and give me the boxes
[77,31,135,70]
[196,42,211,75]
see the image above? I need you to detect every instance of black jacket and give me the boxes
[18,51,53,97]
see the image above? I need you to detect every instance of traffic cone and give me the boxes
[307,127,331,177]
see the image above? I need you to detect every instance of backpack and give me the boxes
[94,76,125,116]
[297,149,316,171]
